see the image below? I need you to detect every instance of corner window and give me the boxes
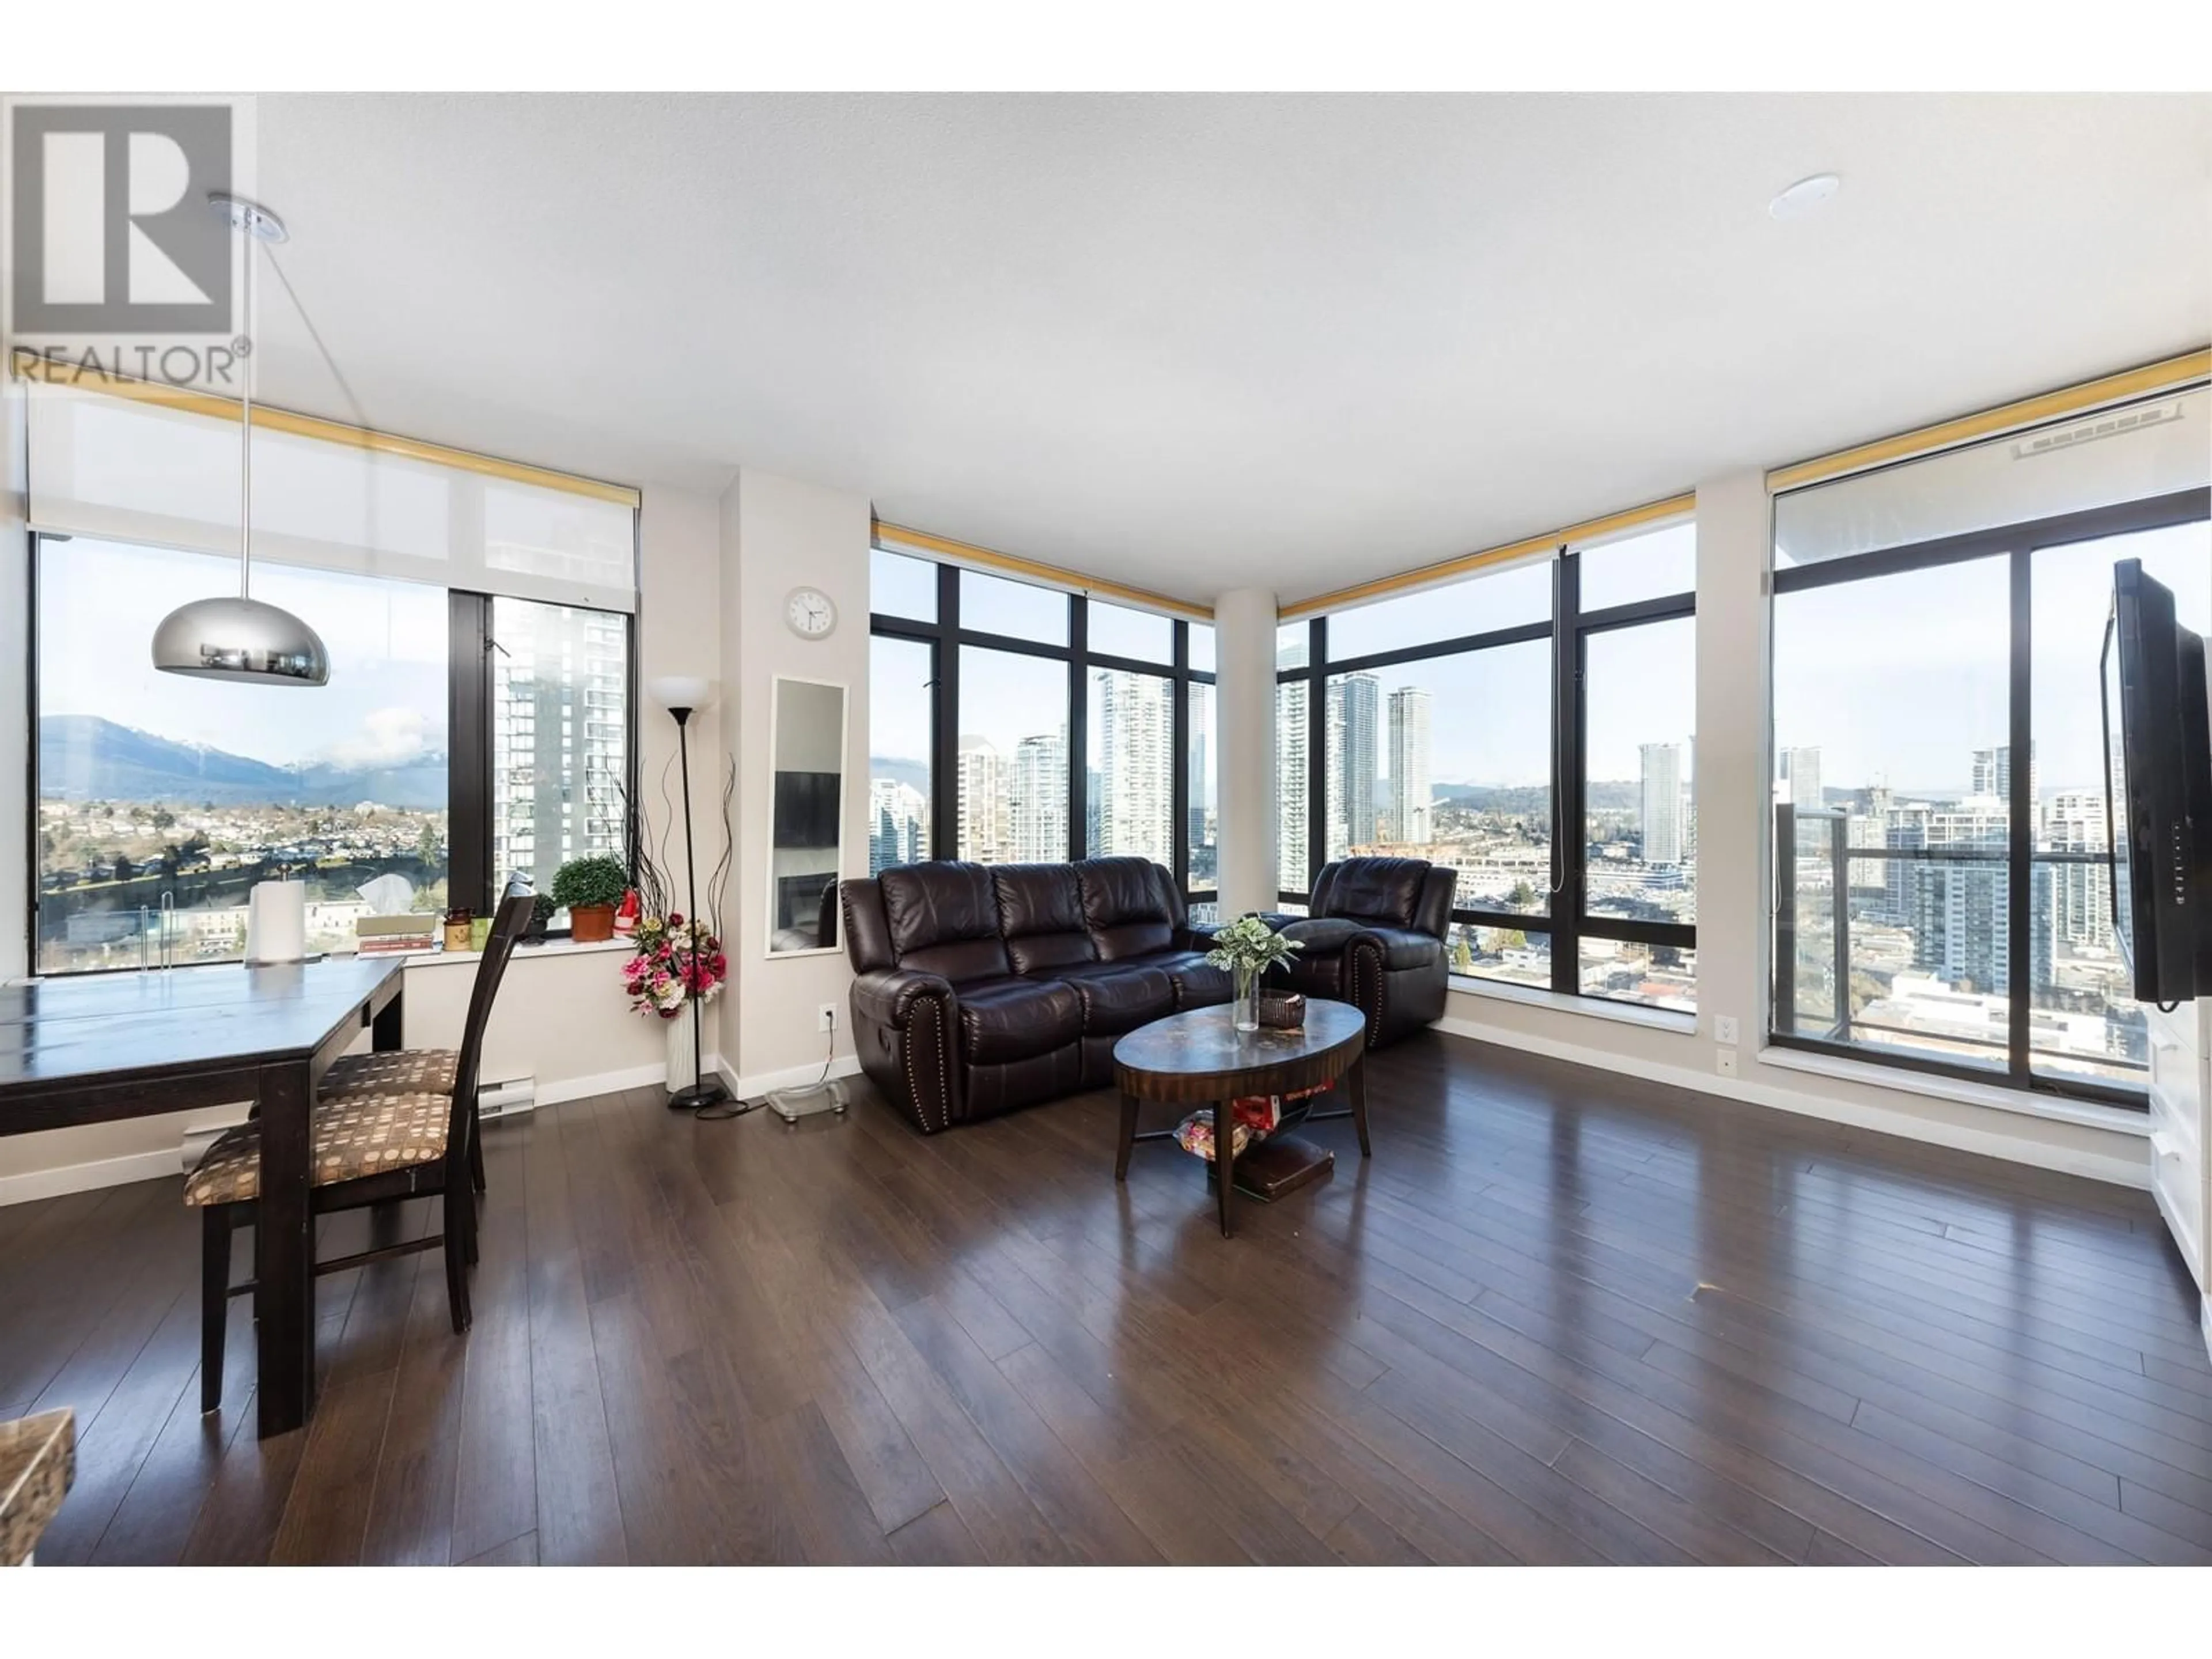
[1289,513,1696,1010]
[872,544,1214,903]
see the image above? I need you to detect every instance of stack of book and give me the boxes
[355,914,438,956]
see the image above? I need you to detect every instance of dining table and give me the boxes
[0,957,406,1439]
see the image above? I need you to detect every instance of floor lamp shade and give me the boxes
[650,676,715,714]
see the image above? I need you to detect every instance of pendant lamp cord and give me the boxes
[238,225,254,600]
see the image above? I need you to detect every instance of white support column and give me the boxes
[1213,586,1279,918]
[1691,470,1773,1046]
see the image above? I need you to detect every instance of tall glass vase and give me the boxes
[1233,963,1260,1033]
[666,1000,699,1093]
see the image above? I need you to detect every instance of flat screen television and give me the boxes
[2101,558,2212,1005]
[772,770,842,851]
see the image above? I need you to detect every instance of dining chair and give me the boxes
[186,888,535,1412]
[314,873,536,1196]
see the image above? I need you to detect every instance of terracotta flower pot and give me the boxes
[569,903,617,944]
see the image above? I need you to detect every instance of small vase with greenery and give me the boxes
[551,854,630,943]
[1204,915,1304,1034]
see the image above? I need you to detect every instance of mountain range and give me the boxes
[870,755,931,796]
[39,716,449,811]
[1436,780,1641,813]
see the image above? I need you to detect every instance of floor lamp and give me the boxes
[649,676,728,1110]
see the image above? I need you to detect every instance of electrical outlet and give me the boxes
[1716,1046,1738,1078]
[1714,1014,1740,1046]
[818,1003,838,1033]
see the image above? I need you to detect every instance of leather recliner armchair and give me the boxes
[840,857,1230,1134]
[1259,857,1456,1048]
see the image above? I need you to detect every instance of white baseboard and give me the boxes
[1431,1014,2151,1192]
[0,1056,730,1207]
[533,1060,684,1107]
[0,1145,191,1208]
[734,1054,862,1101]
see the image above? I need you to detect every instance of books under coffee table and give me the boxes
[1110,998,1370,1238]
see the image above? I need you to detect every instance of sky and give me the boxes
[40,536,448,767]
[1776,520,2210,798]
[870,535,1699,794]
[872,515,2209,805]
[60,512,2196,808]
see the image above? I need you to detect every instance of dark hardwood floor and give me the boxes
[6,1029,2212,1565]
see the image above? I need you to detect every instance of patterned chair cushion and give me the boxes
[183,1090,452,1207]
[319,1048,459,1103]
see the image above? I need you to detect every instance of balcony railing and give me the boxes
[1775,804,2144,1084]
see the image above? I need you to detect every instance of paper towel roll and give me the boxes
[247,881,306,964]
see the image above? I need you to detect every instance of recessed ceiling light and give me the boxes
[1769,173,1842,221]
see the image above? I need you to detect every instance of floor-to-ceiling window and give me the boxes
[1186,623,1219,924]
[1278,512,1696,1012]
[867,536,1217,915]
[1572,525,1698,1008]
[1770,384,2211,1104]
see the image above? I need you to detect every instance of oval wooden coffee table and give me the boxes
[1112,998,1370,1237]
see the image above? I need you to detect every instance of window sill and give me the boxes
[381,936,637,968]
[6,934,639,988]
[1755,1043,2153,1138]
[1446,975,1698,1035]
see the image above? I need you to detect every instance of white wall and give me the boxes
[1,481,728,1203]
[1429,469,2149,1189]
[716,468,873,1094]
[1214,587,1279,915]
[636,484,728,933]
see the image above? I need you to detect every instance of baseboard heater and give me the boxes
[174,1077,537,1172]
[477,1078,536,1120]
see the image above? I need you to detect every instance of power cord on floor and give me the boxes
[692,1020,840,1122]
[692,1092,756,1121]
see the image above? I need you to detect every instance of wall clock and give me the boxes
[785,586,838,641]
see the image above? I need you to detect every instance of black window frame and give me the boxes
[1768,483,2211,1109]
[1279,536,1698,1007]
[24,528,641,970]
[868,554,1217,908]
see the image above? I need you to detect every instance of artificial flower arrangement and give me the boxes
[621,911,728,1019]
[1203,913,1304,1031]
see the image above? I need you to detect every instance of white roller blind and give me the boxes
[25,382,638,613]
[1775,385,2211,570]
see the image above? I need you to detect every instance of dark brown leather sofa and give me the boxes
[840,857,1230,1134]
[1257,857,1456,1049]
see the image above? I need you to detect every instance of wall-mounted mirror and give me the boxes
[767,676,847,957]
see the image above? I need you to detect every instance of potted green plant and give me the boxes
[551,854,630,944]
[522,892,558,944]
[1204,915,1304,1033]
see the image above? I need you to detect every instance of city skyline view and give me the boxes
[1772,519,2212,1087]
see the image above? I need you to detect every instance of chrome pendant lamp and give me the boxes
[151,194,329,687]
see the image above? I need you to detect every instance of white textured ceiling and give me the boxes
[239,92,2212,607]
